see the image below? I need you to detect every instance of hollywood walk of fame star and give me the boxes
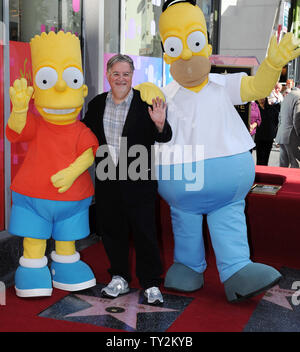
[262,285,296,310]
[65,291,178,330]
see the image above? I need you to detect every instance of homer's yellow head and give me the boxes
[159,1,212,89]
[30,31,88,124]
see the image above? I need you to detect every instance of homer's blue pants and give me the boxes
[157,151,255,282]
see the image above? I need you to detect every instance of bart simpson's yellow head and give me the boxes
[30,31,88,124]
[159,2,212,89]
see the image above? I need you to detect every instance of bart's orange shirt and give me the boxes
[6,112,99,201]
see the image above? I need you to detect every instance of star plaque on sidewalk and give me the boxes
[39,284,194,332]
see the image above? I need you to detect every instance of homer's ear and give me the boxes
[163,53,172,65]
[208,44,212,57]
[83,84,88,98]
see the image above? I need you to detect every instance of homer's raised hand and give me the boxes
[148,97,167,133]
[267,33,300,69]
[8,78,34,133]
[241,33,300,102]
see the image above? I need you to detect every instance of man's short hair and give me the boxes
[107,54,135,73]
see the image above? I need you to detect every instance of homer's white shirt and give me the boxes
[156,73,255,165]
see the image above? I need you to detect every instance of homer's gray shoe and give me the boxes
[224,263,282,303]
[164,263,204,292]
[101,275,130,298]
[144,287,164,304]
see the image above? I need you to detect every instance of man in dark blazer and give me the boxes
[82,54,172,304]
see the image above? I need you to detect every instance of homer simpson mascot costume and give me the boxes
[157,0,300,302]
[6,31,99,298]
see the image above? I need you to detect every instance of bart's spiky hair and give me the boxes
[30,31,82,71]
[30,30,79,45]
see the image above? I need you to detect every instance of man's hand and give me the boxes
[148,97,167,133]
[250,122,257,134]
[267,33,300,69]
[135,82,165,105]
[8,78,33,133]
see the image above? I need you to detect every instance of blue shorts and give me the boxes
[157,151,255,214]
[9,191,92,241]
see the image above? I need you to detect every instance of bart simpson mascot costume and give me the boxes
[6,31,99,298]
[158,0,300,302]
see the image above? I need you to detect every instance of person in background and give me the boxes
[281,79,295,97]
[255,97,279,165]
[286,79,295,90]
[275,88,300,168]
[268,82,283,105]
[249,101,261,140]
[82,54,172,305]
[281,84,290,97]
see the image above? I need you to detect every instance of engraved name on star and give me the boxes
[262,285,296,310]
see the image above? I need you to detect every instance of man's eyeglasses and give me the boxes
[110,71,133,79]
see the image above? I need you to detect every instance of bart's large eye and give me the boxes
[164,37,183,58]
[35,67,58,89]
[187,31,206,53]
[62,67,84,89]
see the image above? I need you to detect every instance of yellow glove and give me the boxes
[134,82,165,105]
[8,78,34,133]
[241,33,300,102]
[51,147,94,193]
